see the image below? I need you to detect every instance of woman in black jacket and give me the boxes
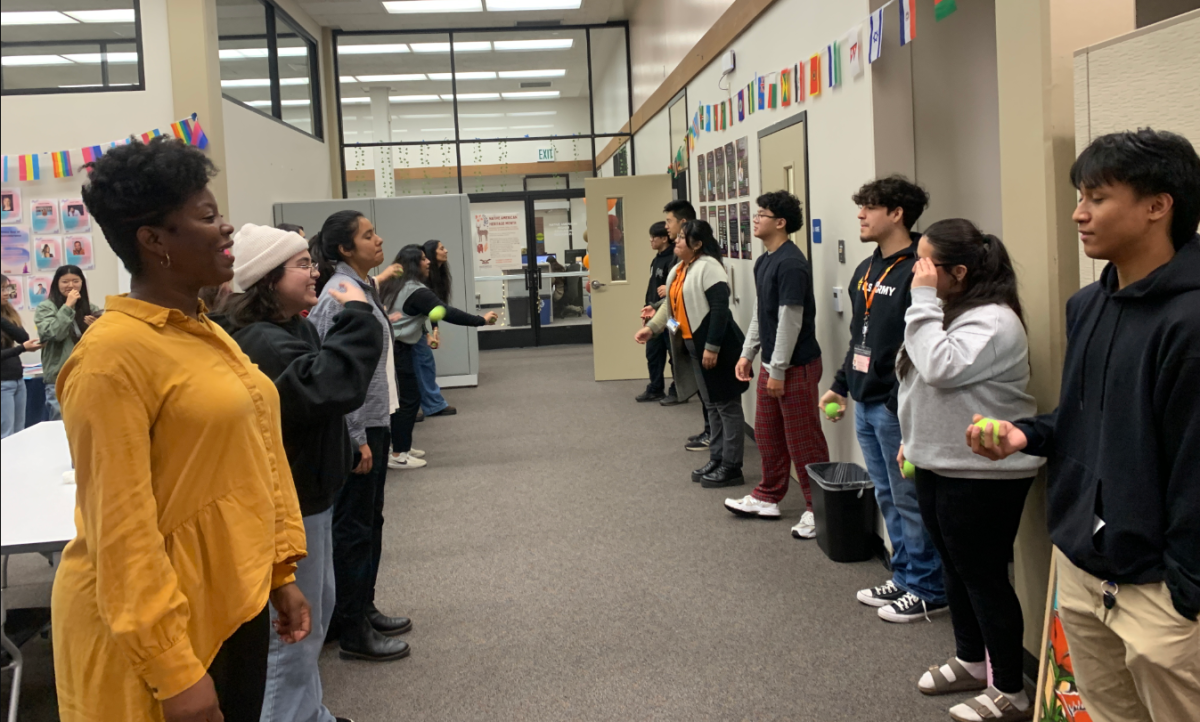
[215,223,385,722]
[2,275,42,438]
[635,220,749,487]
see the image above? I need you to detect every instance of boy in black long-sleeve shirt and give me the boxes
[637,221,678,402]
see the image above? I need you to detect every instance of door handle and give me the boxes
[590,280,606,290]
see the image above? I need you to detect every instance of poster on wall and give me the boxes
[64,235,95,270]
[697,154,708,203]
[60,198,92,234]
[2,275,24,311]
[1,189,22,224]
[706,152,716,202]
[717,205,728,257]
[740,201,753,260]
[1033,559,1092,722]
[472,212,523,270]
[30,199,60,235]
[737,138,750,197]
[727,204,740,260]
[724,142,737,198]
[28,275,53,308]
[34,236,62,271]
[700,206,708,223]
[1,226,32,274]
[714,146,727,202]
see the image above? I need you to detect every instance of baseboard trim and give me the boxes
[437,374,478,389]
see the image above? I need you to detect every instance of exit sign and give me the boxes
[537,147,556,162]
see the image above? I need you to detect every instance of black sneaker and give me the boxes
[636,390,666,402]
[659,392,686,406]
[877,592,949,623]
[700,465,745,488]
[856,579,906,607]
[684,434,711,452]
[691,459,721,483]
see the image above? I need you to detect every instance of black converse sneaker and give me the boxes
[878,592,949,623]
[856,579,905,607]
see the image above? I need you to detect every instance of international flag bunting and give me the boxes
[868,6,885,63]
[737,90,745,121]
[768,76,778,108]
[781,68,791,106]
[81,145,104,164]
[899,0,916,46]
[19,154,40,181]
[719,100,726,130]
[795,62,804,102]
[809,54,822,97]
[706,106,712,132]
[935,0,958,21]
[847,25,864,78]
[51,150,72,178]
[141,128,163,144]
[757,76,765,110]
[826,40,842,89]
[747,83,755,114]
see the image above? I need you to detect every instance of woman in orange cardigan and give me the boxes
[53,136,309,722]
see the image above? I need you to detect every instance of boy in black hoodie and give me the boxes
[970,129,1200,722]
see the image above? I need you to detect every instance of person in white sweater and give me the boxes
[895,219,1044,722]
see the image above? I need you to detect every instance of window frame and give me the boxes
[0,0,147,97]
[218,0,323,141]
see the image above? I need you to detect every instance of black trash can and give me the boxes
[806,462,877,563]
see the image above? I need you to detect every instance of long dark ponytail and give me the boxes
[311,210,364,293]
[423,239,451,303]
[379,245,427,311]
[896,219,1024,379]
[49,265,93,335]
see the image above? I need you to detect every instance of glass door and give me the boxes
[529,194,590,346]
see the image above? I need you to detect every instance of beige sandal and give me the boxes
[920,658,988,696]
[949,690,1034,722]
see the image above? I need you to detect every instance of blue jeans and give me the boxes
[261,509,336,722]
[44,382,61,421]
[412,335,449,415]
[1,379,27,438]
[854,401,945,603]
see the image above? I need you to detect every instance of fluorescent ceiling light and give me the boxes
[62,52,139,64]
[221,77,307,88]
[219,47,307,59]
[246,100,272,107]
[463,127,506,132]
[427,71,496,81]
[281,99,310,106]
[338,44,410,55]
[356,74,426,82]
[341,97,371,104]
[410,42,491,53]
[64,10,136,23]
[512,124,554,129]
[486,0,581,9]
[342,116,358,120]
[502,91,559,99]
[460,113,503,118]
[441,93,500,101]
[243,99,311,107]
[390,94,443,102]
[398,114,451,118]
[507,111,557,116]
[1,55,74,66]
[278,47,308,57]
[498,69,565,79]
[493,39,574,51]
[340,76,359,83]
[1,12,78,25]
[383,0,482,13]
[421,128,457,132]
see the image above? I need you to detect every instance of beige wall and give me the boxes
[628,0,738,108]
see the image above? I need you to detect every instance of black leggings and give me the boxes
[914,469,1034,694]
[390,341,421,454]
[208,605,270,722]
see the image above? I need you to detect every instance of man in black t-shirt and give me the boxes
[724,191,829,536]
[637,221,679,402]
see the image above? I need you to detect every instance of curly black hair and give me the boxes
[851,175,929,230]
[81,136,218,275]
[756,190,804,234]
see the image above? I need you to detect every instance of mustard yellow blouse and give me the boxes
[51,295,306,721]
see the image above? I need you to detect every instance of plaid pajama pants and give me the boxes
[750,357,829,507]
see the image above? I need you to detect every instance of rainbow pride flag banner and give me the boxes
[51,150,72,178]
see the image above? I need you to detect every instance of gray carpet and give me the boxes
[4,344,958,721]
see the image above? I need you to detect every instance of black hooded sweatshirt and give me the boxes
[1016,235,1200,620]
[831,234,920,413]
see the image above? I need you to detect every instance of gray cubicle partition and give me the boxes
[274,195,480,387]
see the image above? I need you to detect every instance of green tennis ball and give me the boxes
[902,460,916,479]
[975,418,1001,444]
[428,305,446,322]
[824,402,841,419]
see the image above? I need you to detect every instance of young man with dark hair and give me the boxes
[663,199,712,450]
[823,175,947,622]
[637,221,679,402]
[724,191,829,536]
[969,129,1200,721]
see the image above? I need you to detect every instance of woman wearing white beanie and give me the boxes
[215,223,385,722]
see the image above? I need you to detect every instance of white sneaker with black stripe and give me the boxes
[878,592,949,623]
[388,452,427,470]
[856,579,905,607]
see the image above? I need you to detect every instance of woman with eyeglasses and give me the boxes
[214,224,383,722]
[635,220,750,487]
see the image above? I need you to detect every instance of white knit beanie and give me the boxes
[230,223,309,293]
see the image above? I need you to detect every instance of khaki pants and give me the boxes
[1054,548,1200,722]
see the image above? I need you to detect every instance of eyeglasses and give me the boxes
[283,262,319,275]
[753,212,778,220]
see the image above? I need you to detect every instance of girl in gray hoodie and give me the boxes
[895,219,1043,722]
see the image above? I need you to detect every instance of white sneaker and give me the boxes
[407,449,425,459]
[723,495,781,518]
[388,452,427,470]
[790,510,816,539]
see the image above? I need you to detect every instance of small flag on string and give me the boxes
[794,62,804,102]
[847,25,864,78]
[809,53,822,97]
[781,67,791,106]
[738,90,745,121]
[719,101,725,130]
[869,6,885,63]
[747,83,755,114]
[706,106,712,132]
[140,129,163,144]
[899,0,916,46]
[190,115,209,149]
[19,154,40,181]
[728,97,734,125]
[935,0,958,21]
[81,145,104,164]
[171,119,193,145]
[51,150,72,178]
[757,76,765,110]
[769,75,778,108]
[826,40,842,89]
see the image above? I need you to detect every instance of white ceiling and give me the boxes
[296,0,630,32]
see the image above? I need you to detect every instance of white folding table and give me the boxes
[1,421,77,722]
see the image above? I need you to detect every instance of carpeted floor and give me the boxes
[3,344,960,721]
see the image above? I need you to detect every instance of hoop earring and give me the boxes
[160,253,172,269]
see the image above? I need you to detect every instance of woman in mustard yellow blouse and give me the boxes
[53,137,309,722]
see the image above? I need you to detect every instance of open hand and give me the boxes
[965,414,1027,460]
[912,258,939,289]
[22,338,43,352]
[269,582,311,644]
[328,282,367,306]
[639,305,655,322]
[161,674,222,722]
[735,357,753,382]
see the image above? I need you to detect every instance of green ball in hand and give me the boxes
[824,401,841,419]
[428,305,446,322]
[974,417,1001,444]
[902,460,916,479]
